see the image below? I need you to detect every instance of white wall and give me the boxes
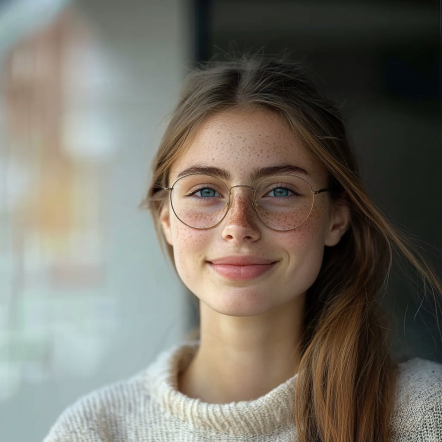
[0,1,191,440]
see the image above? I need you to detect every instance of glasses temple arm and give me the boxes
[312,188,333,194]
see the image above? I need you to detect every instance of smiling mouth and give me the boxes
[207,262,278,281]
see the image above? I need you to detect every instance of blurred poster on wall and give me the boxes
[0,5,119,401]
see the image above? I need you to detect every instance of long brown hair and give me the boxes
[139,56,442,442]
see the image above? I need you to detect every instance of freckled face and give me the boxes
[160,108,335,317]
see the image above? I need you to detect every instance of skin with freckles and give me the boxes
[160,108,351,404]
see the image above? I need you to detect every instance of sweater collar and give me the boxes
[147,341,298,437]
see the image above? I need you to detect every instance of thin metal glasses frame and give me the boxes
[161,173,333,232]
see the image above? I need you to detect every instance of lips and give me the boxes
[207,255,278,281]
[208,255,277,265]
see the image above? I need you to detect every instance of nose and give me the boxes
[221,185,261,243]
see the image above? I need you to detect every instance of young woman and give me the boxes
[44,57,442,442]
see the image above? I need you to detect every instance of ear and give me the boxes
[159,203,174,246]
[324,198,351,247]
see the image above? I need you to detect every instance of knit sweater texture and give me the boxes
[43,341,442,441]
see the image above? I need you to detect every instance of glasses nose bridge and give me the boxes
[228,183,256,200]
[227,184,257,212]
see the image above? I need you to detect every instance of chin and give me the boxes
[201,286,278,317]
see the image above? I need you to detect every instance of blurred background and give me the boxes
[0,0,440,440]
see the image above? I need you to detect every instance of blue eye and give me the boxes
[190,187,221,198]
[268,187,291,197]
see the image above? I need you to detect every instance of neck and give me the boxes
[179,294,305,404]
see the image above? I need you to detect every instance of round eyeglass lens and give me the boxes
[171,174,230,229]
[254,175,313,231]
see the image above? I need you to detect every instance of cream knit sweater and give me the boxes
[43,341,442,441]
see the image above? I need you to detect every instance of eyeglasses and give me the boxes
[161,173,333,231]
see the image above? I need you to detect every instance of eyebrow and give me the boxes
[176,164,310,182]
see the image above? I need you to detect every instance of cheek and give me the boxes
[277,202,329,293]
[170,221,209,282]
[283,202,329,249]
[277,219,326,295]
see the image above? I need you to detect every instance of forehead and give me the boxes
[170,108,327,184]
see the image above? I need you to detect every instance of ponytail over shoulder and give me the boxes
[291,116,442,441]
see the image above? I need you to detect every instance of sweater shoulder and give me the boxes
[395,357,442,407]
[390,357,442,439]
[42,368,153,442]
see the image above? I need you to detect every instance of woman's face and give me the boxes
[160,108,350,317]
